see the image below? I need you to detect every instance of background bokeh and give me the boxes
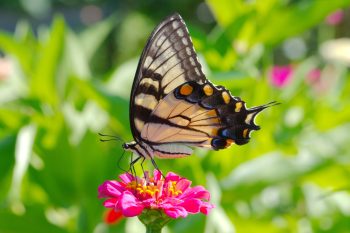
[1,0,350,232]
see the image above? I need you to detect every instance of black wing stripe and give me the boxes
[152,147,190,155]
[134,105,153,121]
[134,83,160,97]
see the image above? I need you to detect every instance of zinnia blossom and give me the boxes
[98,170,214,219]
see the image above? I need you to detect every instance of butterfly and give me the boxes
[122,13,276,164]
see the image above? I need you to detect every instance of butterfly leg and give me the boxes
[140,156,146,178]
[150,157,165,178]
[117,150,128,173]
[129,155,141,179]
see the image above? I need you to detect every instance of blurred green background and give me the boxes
[1,0,350,232]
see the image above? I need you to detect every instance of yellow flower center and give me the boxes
[126,179,183,199]
[126,181,159,197]
[168,181,182,196]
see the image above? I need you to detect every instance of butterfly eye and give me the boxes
[122,143,129,150]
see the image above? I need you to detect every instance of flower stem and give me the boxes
[145,225,162,233]
[138,209,172,233]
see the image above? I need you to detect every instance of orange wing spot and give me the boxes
[243,128,249,138]
[203,84,213,96]
[211,128,218,136]
[225,139,234,148]
[180,83,193,96]
[235,102,243,112]
[222,91,231,104]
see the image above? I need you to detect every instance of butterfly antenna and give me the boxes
[98,133,124,142]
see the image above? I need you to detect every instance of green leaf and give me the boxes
[30,15,65,106]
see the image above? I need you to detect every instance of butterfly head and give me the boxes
[122,141,137,151]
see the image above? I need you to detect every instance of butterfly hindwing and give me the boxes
[130,14,206,140]
[139,81,275,158]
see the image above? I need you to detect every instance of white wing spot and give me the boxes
[172,21,179,28]
[177,29,184,37]
[195,67,200,76]
[186,47,192,56]
[182,38,188,46]
[189,57,196,66]
[135,93,158,110]
[140,78,159,90]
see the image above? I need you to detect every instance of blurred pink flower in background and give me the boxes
[326,9,344,25]
[98,170,214,219]
[306,68,322,84]
[269,65,293,88]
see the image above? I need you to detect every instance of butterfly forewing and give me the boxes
[130,14,206,140]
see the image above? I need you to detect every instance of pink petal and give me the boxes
[200,202,215,215]
[103,198,118,208]
[153,169,162,181]
[98,180,124,198]
[119,173,135,183]
[176,179,191,192]
[180,198,201,214]
[161,197,183,206]
[165,172,182,182]
[181,186,210,200]
[118,191,144,217]
[142,198,157,208]
[163,206,188,218]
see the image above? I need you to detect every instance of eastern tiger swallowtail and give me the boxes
[122,13,276,163]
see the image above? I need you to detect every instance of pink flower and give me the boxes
[98,170,214,219]
[269,65,293,88]
[326,10,344,25]
[306,68,321,84]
